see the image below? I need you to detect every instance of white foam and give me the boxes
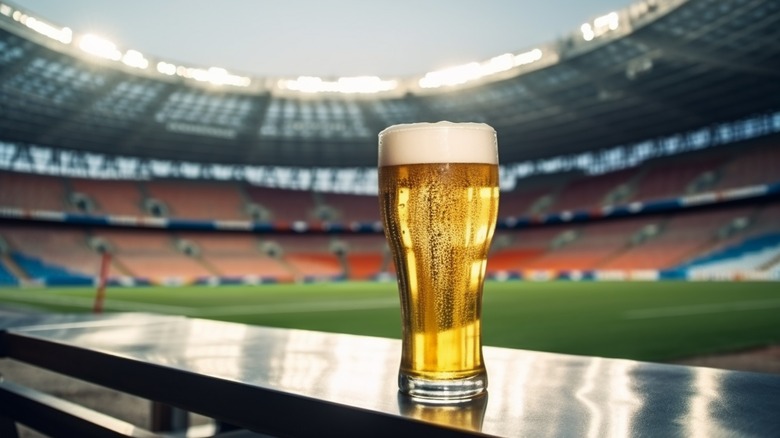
[378,121,498,166]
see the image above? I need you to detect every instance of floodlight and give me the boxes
[279,76,397,94]
[9,9,71,43]
[176,66,251,87]
[79,34,121,61]
[515,49,543,66]
[582,12,619,41]
[581,23,595,41]
[419,49,542,89]
[157,62,176,75]
[122,50,148,69]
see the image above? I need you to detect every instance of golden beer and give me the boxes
[378,122,499,399]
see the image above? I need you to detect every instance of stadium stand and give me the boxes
[69,178,145,216]
[1,137,778,285]
[630,153,728,202]
[269,234,344,280]
[684,233,780,279]
[0,262,16,285]
[487,227,570,275]
[0,171,66,211]
[715,141,780,190]
[497,186,553,217]
[601,206,756,270]
[245,186,318,222]
[339,234,388,280]
[176,231,294,281]
[748,204,780,240]
[144,180,249,220]
[320,193,381,223]
[522,217,659,271]
[676,202,780,277]
[0,224,99,282]
[0,0,778,286]
[548,168,638,212]
[94,229,212,283]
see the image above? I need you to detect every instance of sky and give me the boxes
[14,0,633,78]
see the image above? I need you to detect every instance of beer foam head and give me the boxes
[378,121,498,166]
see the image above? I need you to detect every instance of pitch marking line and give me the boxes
[196,298,399,316]
[624,298,780,319]
[0,290,193,314]
[0,290,397,316]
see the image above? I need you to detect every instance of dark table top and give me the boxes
[2,313,779,437]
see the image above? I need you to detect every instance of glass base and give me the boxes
[399,372,487,401]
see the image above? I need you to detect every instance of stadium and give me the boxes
[0,0,779,436]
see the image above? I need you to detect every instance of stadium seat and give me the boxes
[69,178,145,216]
[95,230,213,283]
[716,142,780,190]
[0,224,101,280]
[144,180,249,220]
[245,186,318,222]
[0,171,67,211]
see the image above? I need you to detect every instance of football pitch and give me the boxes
[1,281,779,362]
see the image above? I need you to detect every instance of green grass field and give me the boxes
[2,281,779,362]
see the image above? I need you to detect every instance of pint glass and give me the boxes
[378,122,499,399]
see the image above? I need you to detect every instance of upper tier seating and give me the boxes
[2,140,779,224]
[549,168,638,212]
[0,171,66,211]
[320,193,380,223]
[144,180,248,220]
[245,186,317,222]
[498,187,553,217]
[630,154,727,202]
[70,178,145,216]
[716,143,780,189]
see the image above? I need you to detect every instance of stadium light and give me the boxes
[419,62,482,88]
[156,62,250,87]
[176,66,251,87]
[78,34,122,61]
[278,76,398,94]
[419,49,543,89]
[581,23,595,41]
[122,50,149,69]
[515,49,543,66]
[10,9,71,44]
[157,61,177,76]
[581,12,620,41]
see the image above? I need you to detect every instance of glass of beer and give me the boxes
[378,122,499,400]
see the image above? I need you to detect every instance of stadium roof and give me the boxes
[0,0,779,169]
